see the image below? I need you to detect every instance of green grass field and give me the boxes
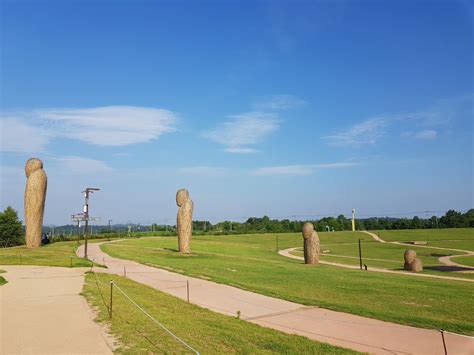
[290,230,474,279]
[376,229,474,251]
[453,256,474,267]
[101,231,474,335]
[0,241,94,267]
[83,272,358,354]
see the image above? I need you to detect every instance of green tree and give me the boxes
[0,206,24,247]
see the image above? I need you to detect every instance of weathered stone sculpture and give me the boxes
[302,222,320,265]
[404,249,423,272]
[24,158,47,248]
[176,188,193,253]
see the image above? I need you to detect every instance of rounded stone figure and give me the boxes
[404,249,423,272]
[302,222,320,265]
[176,188,193,254]
[24,158,47,248]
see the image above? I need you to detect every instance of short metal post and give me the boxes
[358,239,362,270]
[440,329,448,355]
[109,281,113,319]
[187,280,190,303]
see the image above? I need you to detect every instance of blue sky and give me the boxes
[1,0,472,225]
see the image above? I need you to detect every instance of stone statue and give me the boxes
[302,222,320,265]
[404,249,423,272]
[24,158,47,248]
[176,188,193,253]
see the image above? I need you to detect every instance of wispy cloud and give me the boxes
[252,162,359,176]
[324,117,388,147]
[225,147,258,154]
[0,106,177,152]
[202,111,280,153]
[402,129,438,140]
[323,94,472,148]
[254,94,306,110]
[1,118,52,153]
[178,166,228,176]
[54,156,113,174]
[38,106,177,146]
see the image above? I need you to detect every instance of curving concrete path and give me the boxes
[362,231,474,271]
[77,241,473,355]
[279,247,474,283]
[0,265,114,354]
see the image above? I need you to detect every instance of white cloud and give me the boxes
[253,165,314,176]
[324,95,472,148]
[252,162,359,176]
[313,162,360,169]
[225,147,259,154]
[402,130,438,140]
[0,106,177,152]
[38,106,177,146]
[0,118,52,153]
[254,95,306,110]
[178,166,228,176]
[54,156,113,174]
[324,117,388,147]
[203,111,280,153]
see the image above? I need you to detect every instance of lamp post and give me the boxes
[83,188,100,258]
[108,219,113,232]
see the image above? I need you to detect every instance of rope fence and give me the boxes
[91,271,198,354]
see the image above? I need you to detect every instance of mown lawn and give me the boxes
[376,228,474,251]
[83,272,359,354]
[0,241,94,267]
[453,255,474,267]
[290,238,474,279]
[101,232,474,335]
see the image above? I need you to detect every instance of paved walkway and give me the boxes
[0,265,114,354]
[362,231,474,271]
[279,247,474,283]
[78,242,473,354]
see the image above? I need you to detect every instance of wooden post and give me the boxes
[187,280,190,303]
[109,281,113,319]
[440,330,447,355]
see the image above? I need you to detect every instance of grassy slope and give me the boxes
[291,237,474,279]
[83,272,358,354]
[0,270,6,286]
[376,229,474,250]
[102,232,474,335]
[453,256,474,267]
[0,241,93,267]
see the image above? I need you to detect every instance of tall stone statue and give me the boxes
[176,188,193,253]
[302,222,320,265]
[404,249,423,272]
[24,158,47,248]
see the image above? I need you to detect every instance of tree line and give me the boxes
[1,207,472,247]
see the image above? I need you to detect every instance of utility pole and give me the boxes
[83,187,100,258]
[108,219,113,231]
